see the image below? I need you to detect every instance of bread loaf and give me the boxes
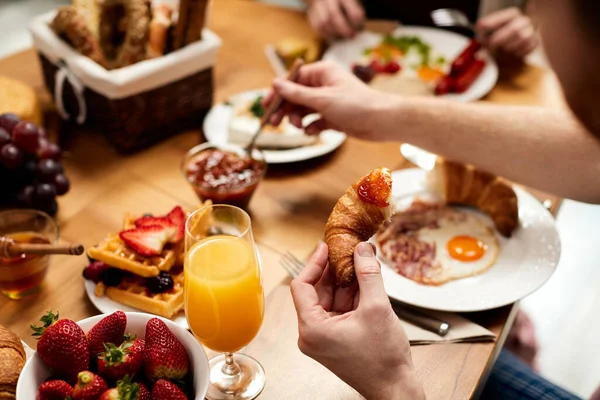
[0,76,42,126]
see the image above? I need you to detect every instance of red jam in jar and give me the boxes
[184,149,266,209]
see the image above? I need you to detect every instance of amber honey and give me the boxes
[0,231,50,299]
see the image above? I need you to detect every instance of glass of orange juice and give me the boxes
[184,204,265,400]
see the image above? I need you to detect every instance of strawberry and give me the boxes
[137,382,150,400]
[98,335,145,381]
[165,206,185,242]
[143,318,189,381]
[151,379,187,400]
[383,61,401,74]
[119,225,171,256]
[369,59,386,73]
[87,311,127,360]
[135,206,185,243]
[36,380,72,400]
[72,371,108,400]
[32,311,90,383]
[98,376,139,400]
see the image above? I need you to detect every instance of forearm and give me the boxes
[377,97,600,203]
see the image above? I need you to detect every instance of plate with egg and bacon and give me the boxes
[372,165,561,312]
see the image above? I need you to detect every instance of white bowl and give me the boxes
[16,312,209,399]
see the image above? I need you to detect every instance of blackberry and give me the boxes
[146,271,174,294]
[102,268,123,287]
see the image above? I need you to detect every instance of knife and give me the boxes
[392,303,450,337]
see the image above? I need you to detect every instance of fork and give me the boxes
[279,251,450,336]
[430,8,476,32]
[279,251,304,278]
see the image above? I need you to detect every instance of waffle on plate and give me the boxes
[86,202,211,319]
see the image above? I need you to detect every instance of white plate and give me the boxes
[203,89,347,164]
[374,169,561,312]
[323,27,499,102]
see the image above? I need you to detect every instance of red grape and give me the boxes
[54,174,70,195]
[16,185,34,207]
[0,113,19,134]
[0,143,24,168]
[38,128,48,138]
[37,139,62,160]
[0,128,10,147]
[12,121,40,153]
[36,159,62,182]
[33,183,57,203]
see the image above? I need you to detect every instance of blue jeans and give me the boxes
[481,351,582,400]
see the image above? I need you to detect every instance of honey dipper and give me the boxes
[0,236,84,258]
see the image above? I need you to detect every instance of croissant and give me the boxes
[325,168,394,287]
[0,325,26,400]
[428,158,519,237]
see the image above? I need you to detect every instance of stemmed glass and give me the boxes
[184,204,265,399]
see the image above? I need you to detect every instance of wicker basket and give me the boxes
[30,11,221,153]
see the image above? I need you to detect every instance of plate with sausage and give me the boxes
[322,26,498,102]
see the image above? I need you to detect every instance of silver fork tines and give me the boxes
[430,8,474,31]
[279,251,305,278]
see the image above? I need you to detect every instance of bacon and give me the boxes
[376,200,446,284]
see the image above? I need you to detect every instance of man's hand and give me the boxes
[307,0,365,39]
[290,242,425,400]
[263,61,394,140]
[477,7,539,58]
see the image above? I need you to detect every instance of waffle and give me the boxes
[88,234,176,277]
[90,202,213,319]
[96,269,184,319]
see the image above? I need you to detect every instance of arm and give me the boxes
[379,97,600,203]
[266,62,600,204]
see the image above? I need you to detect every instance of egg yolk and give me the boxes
[447,236,486,262]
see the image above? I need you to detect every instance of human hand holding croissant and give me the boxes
[291,242,425,400]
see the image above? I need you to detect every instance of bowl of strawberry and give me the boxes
[17,311,209,400]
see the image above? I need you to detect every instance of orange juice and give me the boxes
[185,235,264,353]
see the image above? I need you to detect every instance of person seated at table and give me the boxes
[266,0,600,398]
[305,0,538,59]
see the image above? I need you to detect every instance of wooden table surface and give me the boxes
[0,1,565,399]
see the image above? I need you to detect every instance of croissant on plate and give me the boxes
[0,324,26,400]
[325,167,394,287]
[428,158,519,237]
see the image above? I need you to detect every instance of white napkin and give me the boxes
[397,309,496,345]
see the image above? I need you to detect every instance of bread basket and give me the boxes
[29,11,222,153]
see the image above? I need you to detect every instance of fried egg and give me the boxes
[377,201,500,286]
[228,99,318,149]
[416,208,499,284]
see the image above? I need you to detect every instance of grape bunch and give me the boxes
[0,113,70,216]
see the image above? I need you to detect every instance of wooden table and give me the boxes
[0,1,565,399]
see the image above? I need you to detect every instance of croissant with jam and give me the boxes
[325,168,394,287]
[428,158,519,237]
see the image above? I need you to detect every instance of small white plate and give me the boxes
[374,169,561,312]
[323,26,499,103]
[203,89,347,164]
